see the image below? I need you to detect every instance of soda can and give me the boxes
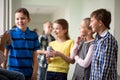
[47,46,53,57]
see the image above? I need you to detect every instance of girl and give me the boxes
[46,19,74,80]
[3,8,40,80]
[71,18,94,80]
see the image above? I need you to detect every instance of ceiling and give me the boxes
[23,5,60,14]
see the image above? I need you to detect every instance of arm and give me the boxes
[101,39,118,79]
[70,43,79,60]
[36,49,47,54]
[74,44,94,68]
[1,47,9,69]
[31,51,38,80]
[0,31,10,52]
[51,50,74,63]
[70,35,84,60]
[0,32,10,68]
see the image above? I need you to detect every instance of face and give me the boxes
[43,22,52,35]
[80,21,89,37]
[15,12,30,31]
[52,23,66,38]
[90,16,100,33]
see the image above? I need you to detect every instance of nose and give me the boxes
[18,19,22,23]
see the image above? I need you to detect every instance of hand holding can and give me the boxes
[47,46,53,57]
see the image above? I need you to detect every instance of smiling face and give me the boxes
[15,12,30,31]
[43,22,53,35]
[80,21,89,37]
[90,16,100,33]
[52,23,67,38]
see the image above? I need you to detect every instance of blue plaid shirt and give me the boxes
[90,30,118,80]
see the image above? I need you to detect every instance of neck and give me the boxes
[98,26,107,35]
[56,37,66,42]
[85,35,94,42]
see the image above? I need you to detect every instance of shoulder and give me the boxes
[49,40,56,44]
[66,39,74,43]
[105,32,117,44]
[39,34,46,41]
[9,28,17,33]
[28,29,38,37]
[50,34,55,41]
[29,30,37,35]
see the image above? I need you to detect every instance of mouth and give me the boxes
[18,23,24,26]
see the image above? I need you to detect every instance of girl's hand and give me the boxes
[76,36,83,44]
[76,32,85,44]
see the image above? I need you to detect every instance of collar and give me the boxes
[96,29,108,40]
[99,29,108,37]
[16,27,30,34]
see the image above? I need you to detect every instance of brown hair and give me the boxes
[15,8,30,19]
[54,19,70,40]
[90,8,111,29]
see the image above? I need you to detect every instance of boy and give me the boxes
[90,8,118,80]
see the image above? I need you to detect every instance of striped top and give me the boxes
[6,27,40,79]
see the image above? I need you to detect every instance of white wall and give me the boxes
[29,13,53,33]
[0,0,4,35]
[115,0,120,76]
[10,0,21,29]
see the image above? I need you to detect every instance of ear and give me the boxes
[98,20,103,26]
[64,29,67,33]
[28,18,31,22]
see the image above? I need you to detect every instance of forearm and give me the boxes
[2,48,8,69]
[75,44,94,68]
[70,43,79,59]
[57,51,74,63]
[0,37,6,52]
[36,49,47,54]
[32,52,38,77]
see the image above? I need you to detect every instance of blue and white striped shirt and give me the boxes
[90,30,118,80]
[6,27,40,79]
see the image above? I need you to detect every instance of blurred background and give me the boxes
[0,0,120,79]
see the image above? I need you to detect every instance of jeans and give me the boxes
[47,71,67,80]
[0,68,25,80]
[38,54,48,80]
[38,66,47,80]
[0,74,9,80]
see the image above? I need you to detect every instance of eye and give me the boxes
[21,18,25,20]
[16,18,19,20]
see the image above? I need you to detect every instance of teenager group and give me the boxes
[0,7,118,80]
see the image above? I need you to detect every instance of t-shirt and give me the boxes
[5,27,40,78]
[47,39,74,73]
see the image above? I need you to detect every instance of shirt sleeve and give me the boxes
[75,44,94,68]
[70,43,79,59]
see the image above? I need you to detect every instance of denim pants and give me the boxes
[0,68,25,80]
[38,66,47,80]
[38,54,48,80]
[46,71,67,80]
[0,74,9,80]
